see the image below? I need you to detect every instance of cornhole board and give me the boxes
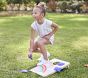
[30,58,70,77]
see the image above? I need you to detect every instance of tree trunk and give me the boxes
[47,0,57,12]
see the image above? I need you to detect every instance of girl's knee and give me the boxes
[37,41,44,47]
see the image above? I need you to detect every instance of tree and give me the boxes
[0,0,6,11]
[60,1,68,13]
[47,0,57,12]
[6,0,17,11]
[22,0,31,11]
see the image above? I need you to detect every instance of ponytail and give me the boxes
[35,2,46,16]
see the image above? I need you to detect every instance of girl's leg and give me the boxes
[30,41,41,53]
[28,41,40,59]
[37,38,50,61]
[84,64,88,67]
[28,38,50,60]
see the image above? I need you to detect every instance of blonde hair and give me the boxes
[35,2,46,16]
[38,2,46,9]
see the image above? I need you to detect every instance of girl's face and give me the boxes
[32,7,43,20]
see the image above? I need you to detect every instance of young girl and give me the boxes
[28,3,58,65]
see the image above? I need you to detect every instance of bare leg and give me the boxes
[28,38,50,60]
[37,38,50,60]
[29,41,41,53]
[28,41,41,59]
[84,64,88,67]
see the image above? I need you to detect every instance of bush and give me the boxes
[0,0,6,11]
[59,1,68,13]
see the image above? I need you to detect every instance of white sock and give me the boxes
[38,51,50,61]
[37,58,49,65]
[40,51,50,58]
[47,51,50,57]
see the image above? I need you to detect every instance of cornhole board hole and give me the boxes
[30,58,70,77]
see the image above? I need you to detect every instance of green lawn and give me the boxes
[0,14,88,78]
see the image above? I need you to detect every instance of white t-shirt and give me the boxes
[31,18,54,44]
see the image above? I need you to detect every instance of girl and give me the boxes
[28,3,59,65]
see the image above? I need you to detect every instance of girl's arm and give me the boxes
[42,22,59,40]
[29,28,35,51]
[28,27,36,58]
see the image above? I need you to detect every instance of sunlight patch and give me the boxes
[0,32,3,36]
[59,26,63,29]
[17,55,28,61]
[69,18,88,21]
[0,19,7,23]
[72,37,88,50]
[0,19,11,23]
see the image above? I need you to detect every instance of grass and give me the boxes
[0,13,88,78]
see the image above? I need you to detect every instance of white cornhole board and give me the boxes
[30,58,70,77]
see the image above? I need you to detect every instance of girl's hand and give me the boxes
[42,35,51,41]
[28,51,33,60]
